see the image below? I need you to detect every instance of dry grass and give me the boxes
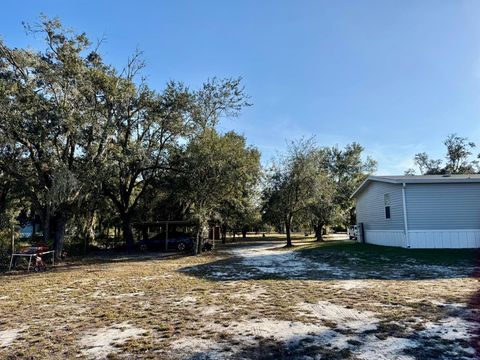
[0,234,478,359]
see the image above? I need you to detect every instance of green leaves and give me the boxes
[175,129,260,222]
[262,140,376,237]
[412,134,479,175]
[0,16,255,251]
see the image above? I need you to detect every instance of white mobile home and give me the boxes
[352,175,480,248]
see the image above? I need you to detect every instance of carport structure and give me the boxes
[133,220,221,251]
[134,220,194,251]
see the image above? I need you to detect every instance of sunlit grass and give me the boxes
[0,233,476,359]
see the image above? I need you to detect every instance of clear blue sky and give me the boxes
[3,1,480,174]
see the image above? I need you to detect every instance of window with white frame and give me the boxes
[384,194,391,219]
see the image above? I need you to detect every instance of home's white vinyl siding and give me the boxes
[355,181,406,247]
[356,181,404,231]
[408,230,480,248]
[354,180,480,248]
[405,183,480,230]
[403,182,480,248]
[361,230,406,247]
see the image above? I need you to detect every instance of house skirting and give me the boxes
[363,229,480,249]
[363,230,406,247]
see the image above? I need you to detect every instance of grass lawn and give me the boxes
[0,234,478,359]
[299,240,477,265]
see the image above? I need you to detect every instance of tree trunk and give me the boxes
[53,214,66,260]
[42,207,50,243]
[221,224,227,244]
[195,227,203,255]
[285,217,293,247]
[349,207,356,226]
[30,207,36,238]
[315,222,324,242]
[242,228,247,238]
[120,213,134,250]
[141,226,149,241]
[83,211,96,254]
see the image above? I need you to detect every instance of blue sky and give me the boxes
[3,1,480,174]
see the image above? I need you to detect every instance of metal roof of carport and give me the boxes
[351,174,480,198]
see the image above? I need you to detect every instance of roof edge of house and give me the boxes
[351,174,480,198]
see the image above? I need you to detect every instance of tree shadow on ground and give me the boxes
[179,240,478,281]
[179,305,476,360]
[178,241,479,359]
[1,250,185,277]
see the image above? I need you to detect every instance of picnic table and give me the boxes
[8,249,55,272]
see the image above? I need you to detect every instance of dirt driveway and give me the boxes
[0,238,478,359]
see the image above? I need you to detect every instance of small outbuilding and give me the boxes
[351,174,480,248]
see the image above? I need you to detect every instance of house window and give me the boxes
[384,194,391,219]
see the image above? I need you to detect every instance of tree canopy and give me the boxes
[408,134,479,175]
[262,140,375,246]
[0,16,383,259]
[0,16,259,257]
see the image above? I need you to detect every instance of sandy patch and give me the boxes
[229,244,340,277]
[206,318,418,359]
[0,327,27,348]
[299,301,379,330]
[97,280,119,286]
[189,316,439,360]
[112,291,145,299]
[175,296,197,305]
[229,318,336,345]
[233,246,310,275]
[138,300,152,310]
[210,316,450,360]
[170,336,233,359]
[90,290,144,299]
[78,322,146,359]
[139,274,173,281]
[354,336,416,360]
[91,290,106,298]
[331,280,373,290]
[200,305,221,316]
[420,316,475,341]
[229,286,266,301]
[139,275,160,281]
